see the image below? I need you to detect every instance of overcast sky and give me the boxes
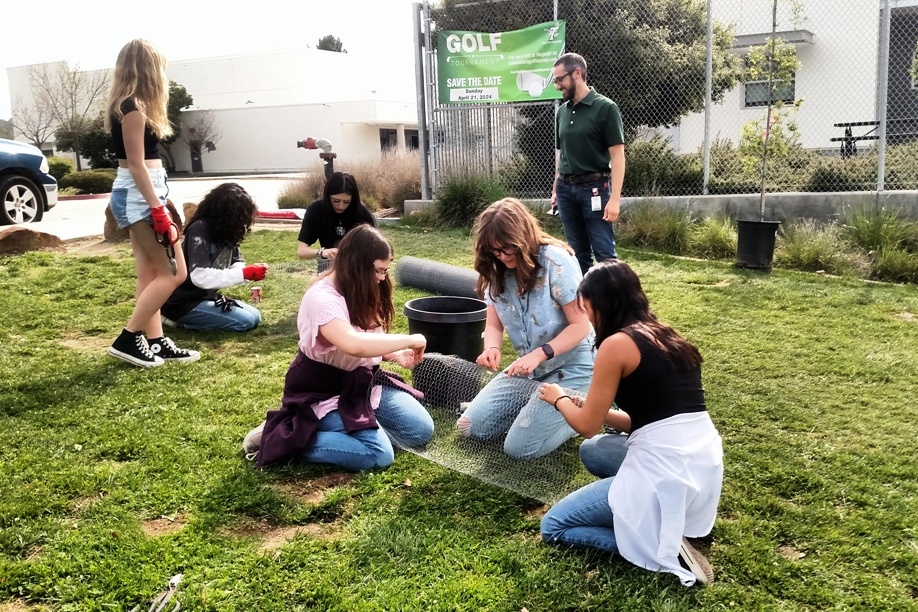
[1,0,421,119]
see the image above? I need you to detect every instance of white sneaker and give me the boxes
[243,421,266,458]
[161,315,180,329]
[679,537,714,585]
[148,336,200,363]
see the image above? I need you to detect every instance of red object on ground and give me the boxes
[257,210,301,219]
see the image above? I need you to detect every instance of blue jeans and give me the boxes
[579,433,629,478]
[555,178,618,274]
[176,299,261,332]
[301,386,433,471]
[459,358,593,459]
[541,477,618,554]
[374,385,435,449]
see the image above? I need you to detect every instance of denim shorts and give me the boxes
[109,168,169,229]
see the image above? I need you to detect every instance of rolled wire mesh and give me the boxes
[394,255,479,299]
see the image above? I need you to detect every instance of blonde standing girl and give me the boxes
[105,39,199,367]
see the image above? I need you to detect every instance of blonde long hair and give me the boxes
[104,39,172,139]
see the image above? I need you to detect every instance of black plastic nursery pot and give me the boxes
[403,296,487,363]
[736,220,781,269]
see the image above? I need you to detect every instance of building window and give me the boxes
[379,128,419,151]
[744,77,795,108]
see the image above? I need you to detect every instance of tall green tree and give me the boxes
[317,35,347,53]
[161,81,194,172]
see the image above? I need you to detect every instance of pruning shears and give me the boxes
[157,225,178,276]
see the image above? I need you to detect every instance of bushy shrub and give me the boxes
[57,169,115,194]
[346,150,421,213]
[623,135,703,197]
[432,172,510,228]
[47,156,75,181]
[278,150,422,214]
[801,155,904,192]
[687,215,737,259]
[277,168,324,209]
[841,204,918,253]
[618,200,693,253]
[775,219,869,277]
[871,247,918,284]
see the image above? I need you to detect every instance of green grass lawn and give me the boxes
[1,225,917,611]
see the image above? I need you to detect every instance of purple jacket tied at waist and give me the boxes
[257,350,423,467]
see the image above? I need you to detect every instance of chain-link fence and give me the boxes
[419,0,918,198]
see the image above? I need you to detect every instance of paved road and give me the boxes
[30,174,303,241]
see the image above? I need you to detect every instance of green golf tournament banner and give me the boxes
[437,20,566,104]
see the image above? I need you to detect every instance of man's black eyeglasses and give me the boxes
[553,70,573,85]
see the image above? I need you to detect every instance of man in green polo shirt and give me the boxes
[550,52,626,273]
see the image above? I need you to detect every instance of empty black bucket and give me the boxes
[404,296,487,362]
[736,220,781,269]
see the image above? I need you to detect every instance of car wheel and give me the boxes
[1,175,45,225]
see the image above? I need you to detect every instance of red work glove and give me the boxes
[149,206,173,236]
[242,264,268,281]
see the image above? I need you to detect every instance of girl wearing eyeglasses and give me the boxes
[456,198,594,459]
[246,224,433,470]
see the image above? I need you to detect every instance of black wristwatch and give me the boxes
[317,247,325,259]
[540,343,555,359]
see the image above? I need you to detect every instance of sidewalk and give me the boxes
[30,175,300,242]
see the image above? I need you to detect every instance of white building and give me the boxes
[674,0,918,154]
[6,48,420,173]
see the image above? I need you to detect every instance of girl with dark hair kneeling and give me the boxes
[538,260,723,586]
[296,171,377,265]
[161,183,266,332]
[246,225,434,470]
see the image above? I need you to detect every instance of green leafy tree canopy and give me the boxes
[160,81,194,172]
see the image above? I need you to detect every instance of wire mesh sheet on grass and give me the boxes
[393,353,594,505]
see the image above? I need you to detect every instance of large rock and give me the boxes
[103,200,185,242]
[183,202,198,224]
[0,226,65,254]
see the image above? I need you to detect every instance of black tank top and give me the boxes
[614,326,706,433]
[110,99,160,160]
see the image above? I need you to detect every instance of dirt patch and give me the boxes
[523,504,549,520]
[895,312,916,322]
[777,545,805,560]
[0,600,39,612]
[141,513,188,537]
[221,517,341,554]
[60,333,111,354]
[270,472,355,505]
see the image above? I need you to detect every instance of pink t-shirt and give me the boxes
[297,277,382,419]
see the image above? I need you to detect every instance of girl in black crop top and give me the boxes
[538,260,723,586]
[102,39,199,368]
